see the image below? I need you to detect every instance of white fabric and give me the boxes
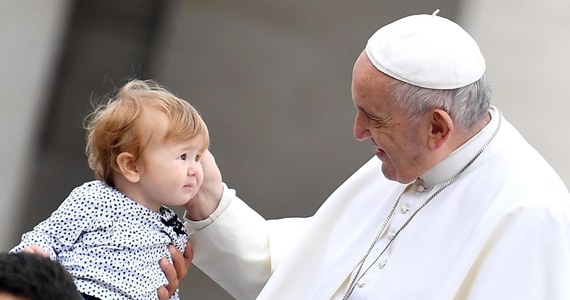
[184,187,232,233]
[365,12,486,89]
[188,110,570,300]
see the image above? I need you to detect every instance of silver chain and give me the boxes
[342,113,502,299]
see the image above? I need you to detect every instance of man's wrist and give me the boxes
[185,183,225,221]
[184,184,231,232]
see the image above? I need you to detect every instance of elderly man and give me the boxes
[165,11,570,300]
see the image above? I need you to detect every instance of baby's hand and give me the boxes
[21,245,49,257]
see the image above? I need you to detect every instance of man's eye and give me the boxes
[194,154,201,162]
[365,113,389,129]
[179,153,187,160]
[372,119,387,129]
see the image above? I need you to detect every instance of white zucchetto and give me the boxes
[365,10,486,89]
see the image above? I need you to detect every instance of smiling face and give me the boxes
[351,52,434,184]
[126,109,206,211]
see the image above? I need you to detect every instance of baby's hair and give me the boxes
[85,79,209,186]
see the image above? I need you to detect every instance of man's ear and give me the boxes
[116,152,140,183]
[427,109,453,150]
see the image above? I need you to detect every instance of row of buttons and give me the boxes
[355,181,429,290]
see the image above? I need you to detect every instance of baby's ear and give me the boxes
[116,152,140,183]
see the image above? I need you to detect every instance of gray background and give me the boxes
[1,0,569,298]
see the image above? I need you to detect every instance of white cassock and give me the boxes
[187,107,570,300]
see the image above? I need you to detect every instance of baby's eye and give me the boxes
[179,153,187,160]
[194,154,201,162]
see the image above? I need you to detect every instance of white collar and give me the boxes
[419,105,500,188]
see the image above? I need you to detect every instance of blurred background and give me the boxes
[1,0,569,298]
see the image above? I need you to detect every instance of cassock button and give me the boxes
[416,184,425,193]
[400,203,410,214]
[378,259,387,269]
[357,281,366,288]
[387,229,397,240]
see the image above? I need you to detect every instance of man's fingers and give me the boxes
[169,245,185,280]
[157,286,170,300]
[160,257,179,296]
[21,245,49,257]
[158,244,193,298]
[183,243,194,268]
[169,244,192,281]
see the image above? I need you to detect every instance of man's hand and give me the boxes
[185,149,223,221]
[157,244,194,300]
[21,245,49,257]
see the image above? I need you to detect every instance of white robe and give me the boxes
[188,109,570,300]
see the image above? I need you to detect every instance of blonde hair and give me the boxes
[85,79,209,186]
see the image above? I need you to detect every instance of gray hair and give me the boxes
[390,74,492,131]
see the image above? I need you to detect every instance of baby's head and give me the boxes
[85,79,209,209]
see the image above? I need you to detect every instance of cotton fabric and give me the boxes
[12,180,187,300]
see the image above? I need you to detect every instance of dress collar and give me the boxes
[419,105,500,188]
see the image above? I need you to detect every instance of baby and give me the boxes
[11,79,208,300]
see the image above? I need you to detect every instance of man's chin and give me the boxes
[380,163,396,181]
[380,164,414,184]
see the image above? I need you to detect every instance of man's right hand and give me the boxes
[185,149,223,221]
[157,244,194,300]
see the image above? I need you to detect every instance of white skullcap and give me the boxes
[365,10,486,89]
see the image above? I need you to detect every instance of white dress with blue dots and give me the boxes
[11,180,187,300]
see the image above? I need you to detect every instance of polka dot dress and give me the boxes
[11,180,188,300]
